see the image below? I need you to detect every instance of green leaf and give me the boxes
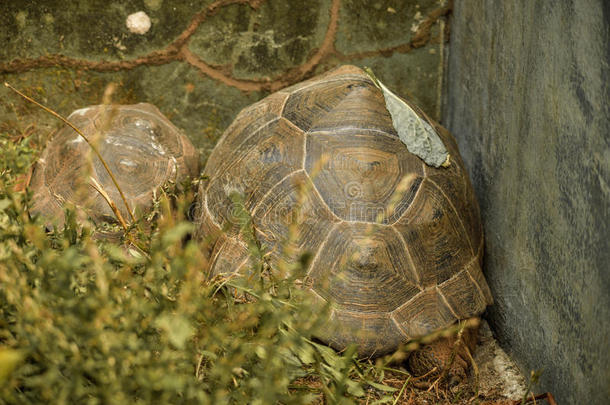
[346,379,365,397]
[0,348,25,384]
[292,343,315,365]
[277,348,308,379]
[365,68,449,168]
[155,314,194,349]
[366,381,398,392]
[371,397,395,404]
[310,341,341,367]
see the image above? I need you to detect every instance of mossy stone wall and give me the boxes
[0,0,450,164]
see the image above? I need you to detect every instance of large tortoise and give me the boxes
[29,103,198,231]
[195,65,492,379]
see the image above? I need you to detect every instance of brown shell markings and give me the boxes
[29,103,199,230]
[196,65,492,356]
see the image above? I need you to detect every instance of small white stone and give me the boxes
[126,11,151,35]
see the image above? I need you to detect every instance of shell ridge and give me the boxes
[276,116,307,170]
[390,226,422,286]
[203,193,223,230]
[426,177,476,256]
[302,170,344,223]
[277,92,291,117]
[305,127,397,139]
[389,312,410,340]
[305,221,340,278]
[436,286,460,319]
[389,175,425,226]
[465,265,490,306]
[251,169,302,216]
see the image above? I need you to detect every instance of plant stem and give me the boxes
[89,176,129,232]
[393,376,411,405]
[4,82,136,224]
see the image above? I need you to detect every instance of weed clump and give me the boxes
[0,132,544,404]
[0,133,386,404]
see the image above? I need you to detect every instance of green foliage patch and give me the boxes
[0,133,405,404]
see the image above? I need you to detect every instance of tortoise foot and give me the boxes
[407,325,478,386]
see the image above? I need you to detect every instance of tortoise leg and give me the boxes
[407,325,478,385]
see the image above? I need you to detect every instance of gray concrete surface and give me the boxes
[443,1,609,403]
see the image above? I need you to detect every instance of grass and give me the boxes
[0,88,545,404]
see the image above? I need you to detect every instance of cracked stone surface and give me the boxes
[0,0,450,163]
[472,320,528,400]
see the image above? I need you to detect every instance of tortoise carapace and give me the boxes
[29,103,198,231]
[195,65,492,361]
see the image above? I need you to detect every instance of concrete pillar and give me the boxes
[444,1,609,403]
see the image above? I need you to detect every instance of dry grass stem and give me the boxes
[4,82,136,224]
[426,321,466,394]
[88,176,129,232]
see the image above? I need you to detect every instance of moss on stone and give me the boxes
[0,0,195,61]
[335,0,437,54]
[1,0,448,159]
[188,0,329,80]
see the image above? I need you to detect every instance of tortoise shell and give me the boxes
[29,103,199,229]
[196,65,492,356]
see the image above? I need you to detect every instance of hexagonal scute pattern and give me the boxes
[252,171,339,271]
[30,104,198,229]
[309,222,421,313]
[305,129,424,223]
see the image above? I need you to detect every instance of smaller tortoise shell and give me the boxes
[196,65,493,356]
[29,103,199,229]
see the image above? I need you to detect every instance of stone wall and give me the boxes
[0,0,450,164]
[443,1,609,403]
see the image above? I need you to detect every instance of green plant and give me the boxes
[0,131,401,404]
[0,122,527,404]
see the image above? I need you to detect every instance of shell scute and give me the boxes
[326,310,407,356]
[393,179,473,288]
[309,222,421,314]
[252,171,338,271]
[205,118,305,230]
[197,65,490,356]
[305,129,423,223]
[206,92,289,178]
[392,289,457,339]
